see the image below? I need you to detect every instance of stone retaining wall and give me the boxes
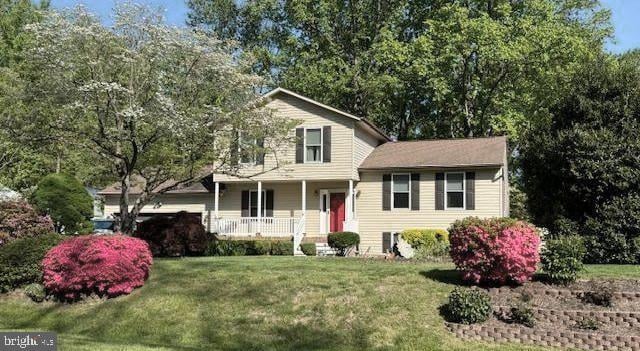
[494,305,640,328]
[446,322,640,351]
[489,287,640,300]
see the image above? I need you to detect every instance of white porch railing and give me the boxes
[213,217,299,237]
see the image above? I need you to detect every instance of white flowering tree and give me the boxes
[12,4,293,233]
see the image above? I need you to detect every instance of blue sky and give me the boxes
[50,0,639,54]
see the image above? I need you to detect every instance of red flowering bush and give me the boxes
[135,212,207,257]
[42,235,152,300]
[0,200,54,246]
[449,217,541,285]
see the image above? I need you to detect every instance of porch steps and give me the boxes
[315,243,336,256]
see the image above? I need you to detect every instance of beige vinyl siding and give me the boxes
[103,193,214,227]
[352,125,379,179]
[355,168,505,255]
[104,180,350,237]
[213,94,356,182]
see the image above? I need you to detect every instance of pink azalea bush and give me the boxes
[0,200,54,246]
[42,235,152,300]
[449,217,541,285]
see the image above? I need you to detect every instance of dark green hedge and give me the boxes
[300,243,316,256]
[0,233,64,292]
[208,238,293,256]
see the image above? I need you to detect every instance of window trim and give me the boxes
[248,190,267,217]
[238,132,258,165]
[303,127,323,163]
[445,172,466,210]
[391,173,411,210]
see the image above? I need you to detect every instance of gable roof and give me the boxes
[263,87,390,142]
[359,136,507,170]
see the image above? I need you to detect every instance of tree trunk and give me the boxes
[119,173,136,235]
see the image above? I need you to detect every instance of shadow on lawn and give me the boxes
[420,269,470,286]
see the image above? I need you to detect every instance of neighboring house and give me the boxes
[100,88,509,255]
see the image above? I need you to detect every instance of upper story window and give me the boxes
[239,134,257,164]
[392,174,410,209]
[305,128,322,163]
[446,172,465,209]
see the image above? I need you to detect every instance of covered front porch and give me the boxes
[209,179,358,253]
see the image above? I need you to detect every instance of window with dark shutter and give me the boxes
[465,172,475,210]
[382,232,391,253]
[445,173,464,209]
[295,128,304,163]
[241,190,249,217]
[392,174,410,209]
[322,126,331,162]
[382,174,391,210]
[435,173,445,210]
[410,173,420,210]
[266,190,274,217]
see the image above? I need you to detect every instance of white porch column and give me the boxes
[347,179,354,220]
[214,182,220,217]
[301,180,306,215]
[257,181,262,234]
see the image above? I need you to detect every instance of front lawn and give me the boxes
[0,257,637,351]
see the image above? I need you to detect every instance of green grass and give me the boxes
[0,257,638,351]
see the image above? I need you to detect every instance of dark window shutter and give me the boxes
[465,171,475,210]
[382,174,391,211]
[323,126,331,163]
[295,128,304,163]
[382,232,391,253]
[411,173,420,210]
[241,190,250,217]
[230,130,239,166]
[266,189,274,217]
[435,173,445,210]
[256,138,265,165]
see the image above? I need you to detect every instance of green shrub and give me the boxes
[24,283,46,302]
[443,287,492,324]
[581,282,614,307]
[541,235,585,284]
[0,234,64,292]
[32,174,93,234]
[270,240,293,256]
[576,318,599,330]
[210,238,292,256]
[401,228,450,259]
[300,243,316,256]
[509,303,535,328]
[253,240,272,255]
[327,232,359,256]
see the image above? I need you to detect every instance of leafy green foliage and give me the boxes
[188,0,610,141]
[521,53,640,263]
[508,303,536,328]
[580,282,614,307]
[0,233,63,292]
[576,318,599,330]
[401,228,449,259]
[541,235,586,284]
[443,287,492,324]
[23,282,45,302]
[210,239,293,256]
[32,173,93,234]
[300,243,316,256]
[327,232,360,256]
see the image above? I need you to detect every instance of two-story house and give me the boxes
[100,88,509,255]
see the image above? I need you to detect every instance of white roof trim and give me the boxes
[263,87,362,122]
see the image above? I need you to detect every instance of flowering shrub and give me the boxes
[42,235,152,300]
[0,200,54,246]
[135,212,207,257]
[449,217,541,285]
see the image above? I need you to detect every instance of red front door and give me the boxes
[330,193,345,232]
